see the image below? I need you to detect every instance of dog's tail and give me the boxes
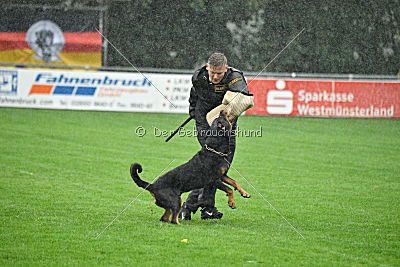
[130,163,152,190]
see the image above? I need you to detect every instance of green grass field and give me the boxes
[1,107,399,266]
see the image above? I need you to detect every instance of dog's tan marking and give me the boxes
[175,196,182,225]
[150,192,156,204]
[170,211,181,225]
[223,176,251,198]
[174,210,181,225]
[220,166,228,175]
[226,188,236,209]
[222,111,232,132]
[217,182,237,208]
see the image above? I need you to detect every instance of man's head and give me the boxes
[206,52,228,84]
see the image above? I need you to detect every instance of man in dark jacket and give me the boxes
[180,52,249,220]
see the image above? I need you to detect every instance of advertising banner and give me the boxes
[1,68,399,119]
[246,79,400,118]
[0,68,190,113]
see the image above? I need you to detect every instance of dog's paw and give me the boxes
[240,191,251,198]
[228,200,236,209]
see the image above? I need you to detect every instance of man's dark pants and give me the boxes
[183,118,237,213]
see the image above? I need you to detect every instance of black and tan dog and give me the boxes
[130,111,250,224]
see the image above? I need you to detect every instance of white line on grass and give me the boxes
[225,158,305,239]
[96,29,177,109]
[95,159,176,239]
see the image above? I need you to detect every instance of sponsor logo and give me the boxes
[298,90,354,104]
[26,20,65,63]
[266,80,293,115]
[29,84,97,96]
[0,70,18,94]
[28,72,152,96]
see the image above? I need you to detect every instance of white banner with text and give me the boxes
[0,68,191,113]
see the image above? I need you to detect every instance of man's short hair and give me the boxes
[208,53,227,67]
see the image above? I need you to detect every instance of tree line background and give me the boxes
[105,0,399,75]
[5,0,400,75]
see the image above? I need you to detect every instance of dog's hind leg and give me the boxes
[160,209,172,223]
[170,197,182,225]
[217,181,236,209]
[223,176,251,198]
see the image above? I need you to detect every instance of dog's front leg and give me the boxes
[217,181,236,209]
[223,176,251,198]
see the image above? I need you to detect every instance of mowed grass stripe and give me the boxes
[0,107,399,266]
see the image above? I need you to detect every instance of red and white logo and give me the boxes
[266,80,293,115]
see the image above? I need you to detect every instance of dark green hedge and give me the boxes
[106,0,399,75]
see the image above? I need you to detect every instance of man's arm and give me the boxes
[188,86,197,119]
[228,71,250,94]
[216,71,253,122]
[188,68,204,119]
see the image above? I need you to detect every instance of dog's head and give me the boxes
[210,110,232,137]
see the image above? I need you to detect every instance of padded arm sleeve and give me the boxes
[206,91,254,126]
